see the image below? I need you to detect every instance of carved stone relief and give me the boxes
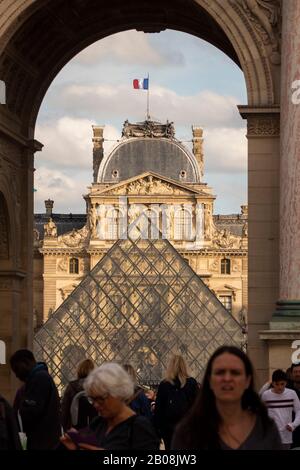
[209,259,220,273]
[247,116,280,136]
[107,176,190,196]
[58,225,89,247]
[0,194,9,259]
[232,0,281,64]
[44,218,57,237]
[212,229,240,249]
[57,257,68,272]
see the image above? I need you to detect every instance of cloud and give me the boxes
[206,172,247,214]
[35,117,121,169]
[54,84,243,129]
[34,167,88,213]
[204,127,247,173]
[73,31,184,66]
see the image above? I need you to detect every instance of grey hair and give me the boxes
[84,362,134,401]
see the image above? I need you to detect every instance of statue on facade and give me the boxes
[204,204,213,239]
[214,228,235,248]
[165,120,175,138]
[89,205,98,238]
[122,119,132,138]
[242,222,248,237]
[44,218,57,237]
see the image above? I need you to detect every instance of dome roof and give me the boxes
[98,133,201,183]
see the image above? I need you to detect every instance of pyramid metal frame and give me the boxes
[34,235,243,394]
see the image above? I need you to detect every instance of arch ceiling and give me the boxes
[0,0,278,138]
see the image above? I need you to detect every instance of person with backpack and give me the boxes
[61,358,96,430]
[10,349,61,450]
[123,364,152,420]
[154,354,199,450]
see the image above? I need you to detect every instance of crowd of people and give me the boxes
[1,346,300,451]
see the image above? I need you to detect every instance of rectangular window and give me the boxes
[219,295,232,314]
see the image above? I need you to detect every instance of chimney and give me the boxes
[45,199,54,216]
[92,125,105,183]
[192,126,204,180]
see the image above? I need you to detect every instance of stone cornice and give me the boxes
[238,106,280,137]
[39,248,86,255]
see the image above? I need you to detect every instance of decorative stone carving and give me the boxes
[242,222,248,237]
[58,225,89,247]
[89,205,98,238]
[57,257,68,272]
[247,116,280,136]
[61,229,81,247]
[44,218,57,237]
[232,260,240,272]
[107,176,190,196]
[213,229,237,248]
[204,204,214,240]
[33,228,40,241]
[0,195,9,259]
[233,0,281,64]
[209,259,220,273]
[122,120,175,139]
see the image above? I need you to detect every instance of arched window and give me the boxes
[107,208,119,239]
[221,258,231,275]
[69,257,79,274]
[174,208,192,240]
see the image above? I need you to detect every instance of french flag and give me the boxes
[133,78,149,90]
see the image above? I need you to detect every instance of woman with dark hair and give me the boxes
[172,346,283,450]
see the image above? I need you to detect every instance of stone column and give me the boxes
[239,105,280,385]
[273,0,300,321]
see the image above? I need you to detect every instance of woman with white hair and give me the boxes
[60,363,159,450]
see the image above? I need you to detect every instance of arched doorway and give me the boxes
[0,0,282,396]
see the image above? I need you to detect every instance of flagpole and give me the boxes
[146,73,150,120]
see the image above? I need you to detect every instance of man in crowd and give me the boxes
[10,349,61,449]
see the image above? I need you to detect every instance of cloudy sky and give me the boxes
[35,30,247,215]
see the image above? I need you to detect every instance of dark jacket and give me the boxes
[17,362,61,450]
[128,386,152,420]
[0,394,22,450]
[154,376,199,437]
[61,378,84,431]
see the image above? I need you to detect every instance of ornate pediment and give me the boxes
[98,173,204,197]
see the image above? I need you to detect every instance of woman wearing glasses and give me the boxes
[60,363,159,450]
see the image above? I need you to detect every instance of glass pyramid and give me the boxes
[34,235,243,394]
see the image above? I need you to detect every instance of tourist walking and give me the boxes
[172,346,283,450]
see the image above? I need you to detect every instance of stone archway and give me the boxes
[0,0,284,396]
